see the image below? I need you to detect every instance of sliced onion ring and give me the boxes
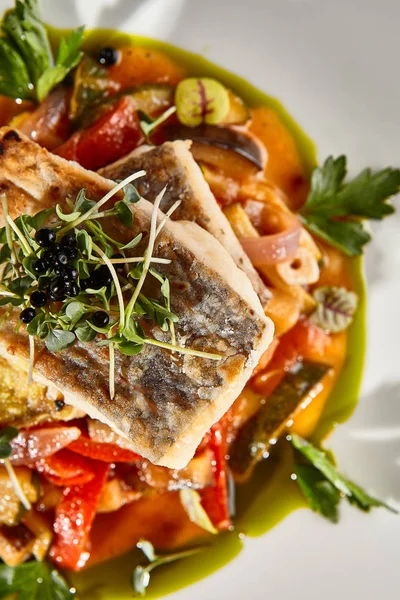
[241,226,301,266]
[240,201,302,266]
[9,426,81,466]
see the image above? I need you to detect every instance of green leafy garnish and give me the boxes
[0,560,74,599]
[0,0,84,102]
[36,26,85,102]
[133,539,205,597]
[299,156,400,256]
[310,286,358,332]
[138,106,177,143]
[294,463,340,523]
[291,435,396,520]
[0,426,18,459]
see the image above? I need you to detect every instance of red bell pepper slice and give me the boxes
[36,448,96,487]
[200,423,231,531]
[55,95,141,170]
[68,435,141,463]
[49,461,109,571]
[252,316,331,396]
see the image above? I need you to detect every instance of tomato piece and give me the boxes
[49,461,109,571]
[36,449,96,486]
[9,426,81,466]
[18,87,71,150]
[68,435,141,463]
[200,423,231,531]
[55,96,141,170]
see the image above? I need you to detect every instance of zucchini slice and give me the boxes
[229,361,331,481]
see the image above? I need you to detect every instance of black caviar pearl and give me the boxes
[30,290,47,308]
[54,399,65,411]
[20,307,36,324]
[64,246,78,260]
[112,253,125,271]
[48,277,67,301]
[55,252,69,267]
[67,283,80,297]
[92,311,109,327]
[32,258,47,275]
[61,233,77,248]
[98,46,119,66]
[42,249,55,267]
[35,228,55,248]
[92,265,112,287]
[63,266,78,281]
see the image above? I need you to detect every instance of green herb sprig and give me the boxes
[0,0,84,102]
[133,539,205,597]
[291,434,397,522]
[138,106,177,144]
[0,173,222,400]
[0,560,75,600]
[299,156,400,256]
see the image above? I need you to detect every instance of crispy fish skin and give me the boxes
[100,141,270,302]
[0,127,274,468]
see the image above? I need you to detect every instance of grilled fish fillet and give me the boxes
[100,141,269,302]
[0,127,274,468]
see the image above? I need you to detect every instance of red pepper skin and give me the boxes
[68,435,141,463]
[36,448,96,487]
[201,423,231,531]
[49,461,109,571]
[55,96,142,170]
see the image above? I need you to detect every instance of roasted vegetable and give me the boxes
[0,466,39,526]
[229,361,331,481]
[164,123,264,169]
[0,523,35,566]
[55,96,141,170]
[49,461,109,571]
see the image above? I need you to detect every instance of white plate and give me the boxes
[2,0,399,598]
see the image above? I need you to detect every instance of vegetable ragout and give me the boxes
[0,1,398,598]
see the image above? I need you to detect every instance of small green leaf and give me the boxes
[0,426,18,460]
[0,244,11,264]
[294,463,340,523]
[0,559,74,600]
[75,322,97,343]
[74,189,96,213]
[310,286,358,332]
[84,286,109,309]
[175,78,230,127]
[29,207,55,230]
[45,329,76,353]
[137,540,156,563]
[123,183,141,204]
[64,301,86,326]
[36,26,85,102]
[77,229,93,257]
[121,233,143,250]
[115,200,133,227]
[138,105,177,142]
[55,204,81,222]
[117,341,144,356]
[0,39,33,99]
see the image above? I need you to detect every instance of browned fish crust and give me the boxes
[0,128,273,468]
[100,141,269,302]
